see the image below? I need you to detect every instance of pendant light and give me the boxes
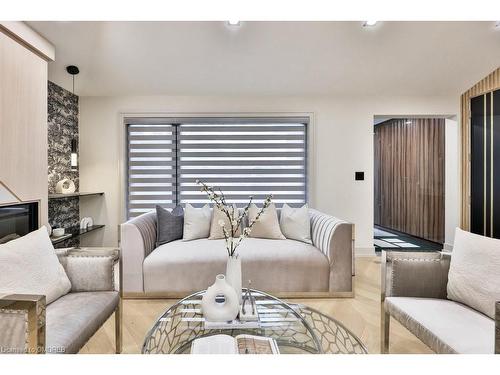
[66,65,79,171]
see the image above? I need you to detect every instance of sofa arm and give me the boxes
[57,248,119,292]
[120,211,157,294]
[0,294,46,354]
[381,251,450,301]
[496,301,499,354]
[309,209,354,294]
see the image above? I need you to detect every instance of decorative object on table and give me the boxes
[55,178,76,194]
[240,281,258,322]
[45,223,53,237]
[191,334,279,354]
[52,228,65,237]
[201,274,239,322]
[197,179,273,303]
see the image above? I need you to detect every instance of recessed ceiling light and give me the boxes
[363,20,377,27]
[227,20,240,26]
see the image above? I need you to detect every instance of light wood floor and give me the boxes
[80,256,433,354]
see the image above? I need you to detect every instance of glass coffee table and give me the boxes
[142,289,367,354]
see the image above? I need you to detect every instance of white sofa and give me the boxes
[120,209,354,298]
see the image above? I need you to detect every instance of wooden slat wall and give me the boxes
[374,118,445,243]
[461,67,500,230]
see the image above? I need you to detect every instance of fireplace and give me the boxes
[0,202,38,244]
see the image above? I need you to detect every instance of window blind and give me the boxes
[127,124,177,217]
[126,117,308,218]
[178,120,307,207]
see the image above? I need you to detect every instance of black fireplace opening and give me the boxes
[0,202,39,244]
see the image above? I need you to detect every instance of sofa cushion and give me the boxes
[209,205,241,240]
[447,228,500,319]
[156,205,184,246]
[183,204,211,241]
[279,204,312,244]
[143,238,329,293]
[0,227,71,304]
[385,297,495,354]
[248,203,285,240]
[46,291,119,354]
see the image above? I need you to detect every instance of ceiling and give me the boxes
[28,21,500,97]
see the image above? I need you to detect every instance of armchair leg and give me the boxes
[381,304,390,354]
[115,299,122,354]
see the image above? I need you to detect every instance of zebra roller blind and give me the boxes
[127,123,177,217]
[126,117,308,218]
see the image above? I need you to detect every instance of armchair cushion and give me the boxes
[0,227,71,304]
[58,249,118,292]
[447,228,500,319]
[45,291,119,354]
[386,297,495,354]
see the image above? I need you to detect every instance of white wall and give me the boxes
[79,94,459,254]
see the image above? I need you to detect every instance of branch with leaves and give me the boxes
[196,179,272,257]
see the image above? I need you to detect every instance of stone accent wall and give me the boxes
[47,81,79,247]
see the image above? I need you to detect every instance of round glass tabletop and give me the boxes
[142,289,367,354]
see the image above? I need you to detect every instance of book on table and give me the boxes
[191,334,280,354]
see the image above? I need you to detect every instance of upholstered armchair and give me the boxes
[381,251,500,354]
[0,248,121,354]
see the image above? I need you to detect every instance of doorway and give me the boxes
[373,117,445,251]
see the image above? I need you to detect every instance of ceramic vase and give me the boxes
[226,256,242,304]
[201,274,239,322]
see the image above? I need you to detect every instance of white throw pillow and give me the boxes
[0,227,71,304]
[248,203,285,240]
[447,228,500,319]
[183,203,212,241]
[209,205,241,240]
[279,204,312,244]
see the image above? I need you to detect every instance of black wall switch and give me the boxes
[355,172,364,181]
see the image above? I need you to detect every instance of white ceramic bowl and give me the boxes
[52,228,65,237]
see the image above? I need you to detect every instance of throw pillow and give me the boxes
[279,203,312,244]
[183,203,212,241]
[209,205,241,239]
[447,227,500,319]
[0,227,72,304]
[248,203,285,240]
[156,205,184,246]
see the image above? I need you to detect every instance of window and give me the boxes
[126,117,308,218]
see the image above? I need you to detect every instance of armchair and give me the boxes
[381,251,499,354]
[0,247,121,354]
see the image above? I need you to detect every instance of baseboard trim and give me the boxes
[355,246,376,257]
[443,242,453,251]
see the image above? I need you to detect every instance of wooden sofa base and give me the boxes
[122,280,355,299]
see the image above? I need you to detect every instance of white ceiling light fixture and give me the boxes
[227,20,241,27]
[363,20,378,27]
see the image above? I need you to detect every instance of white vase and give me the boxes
[226,256,242,304]
[201,274,239,322]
